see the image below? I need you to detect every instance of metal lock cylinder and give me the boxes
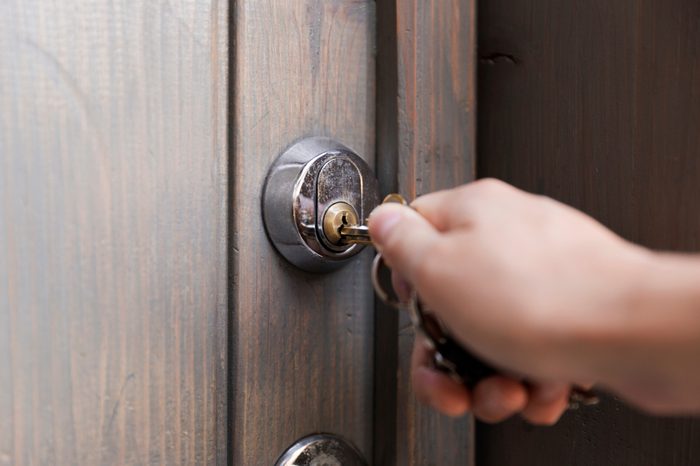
[262,137,379,273]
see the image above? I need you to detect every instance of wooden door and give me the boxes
[229,1,376,463]
[1,0,478,465]
[231,1,477,464]
[477,0,700,464]
[0,1,228,465]
[375,1,477,465]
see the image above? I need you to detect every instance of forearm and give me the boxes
[581,250,700,412]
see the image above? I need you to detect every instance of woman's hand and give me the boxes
[410,337,572,424]
[369,179,700,422]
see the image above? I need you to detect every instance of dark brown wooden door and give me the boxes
[477,0,700,464]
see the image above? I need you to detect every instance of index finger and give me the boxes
[411,336,471,417]
[367,203,442,285]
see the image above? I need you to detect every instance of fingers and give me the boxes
[411,337,471,417]
[390,272,412,303]
[411,338,571,425]
[368,204,442,285]
[472,380,571,425]
[521,382,571,425]
[411,338,527,422]
[471,376,529,423]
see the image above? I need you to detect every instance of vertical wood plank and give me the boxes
[373,2,400,464]
[230,2,376,464]
[379,1,478,464]
[477,0,700,464]
[0,1,228,465]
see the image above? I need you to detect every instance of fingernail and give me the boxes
[368,206,402,246]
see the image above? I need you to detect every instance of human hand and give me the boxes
[369,179,652,422]
[390,266,574,424]
[409,335,573,424]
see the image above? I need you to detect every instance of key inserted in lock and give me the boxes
[333,193,409,245]
[322,202,372,246]
[262,137,379,272]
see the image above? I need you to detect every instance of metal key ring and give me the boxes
[371,253,405,310]
[370,193,411,309]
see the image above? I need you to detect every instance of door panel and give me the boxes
[230,2,376,464]
[478,0,700,464]
[375,1,478,464]
[0,1,228,465]
[390,1,477,465]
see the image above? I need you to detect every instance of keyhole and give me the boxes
[338,212,351,237]
[321,202,359,250]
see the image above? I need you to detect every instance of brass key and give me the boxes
[321,202,371,246]
[339,224,371,244]
[322,194,408,246]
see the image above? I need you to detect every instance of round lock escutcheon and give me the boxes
[262,137,379,273]
[275,434,367,466]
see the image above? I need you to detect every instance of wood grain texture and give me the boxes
[477,0,700,464]
[385,1,477,464]
[230,2,375,464]
[0,1,228,465]
[373,2,400,465]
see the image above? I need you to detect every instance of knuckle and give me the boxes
[449,179,514,222]
[466,178,509,197]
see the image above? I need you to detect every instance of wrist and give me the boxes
[544,244,660,381]
[584,247,700,407]
[629,250,700,339]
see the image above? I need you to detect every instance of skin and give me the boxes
[367,178,700,425]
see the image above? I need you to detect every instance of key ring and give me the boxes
[370,192,411,309]
[370,193,411,309]
[371,253,405,310]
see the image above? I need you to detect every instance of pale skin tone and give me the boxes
[367,178,700,425]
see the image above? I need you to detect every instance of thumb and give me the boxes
[368,203,441,285]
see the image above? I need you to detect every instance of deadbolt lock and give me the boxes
[262,137,379,273]
[275,434,367,466]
